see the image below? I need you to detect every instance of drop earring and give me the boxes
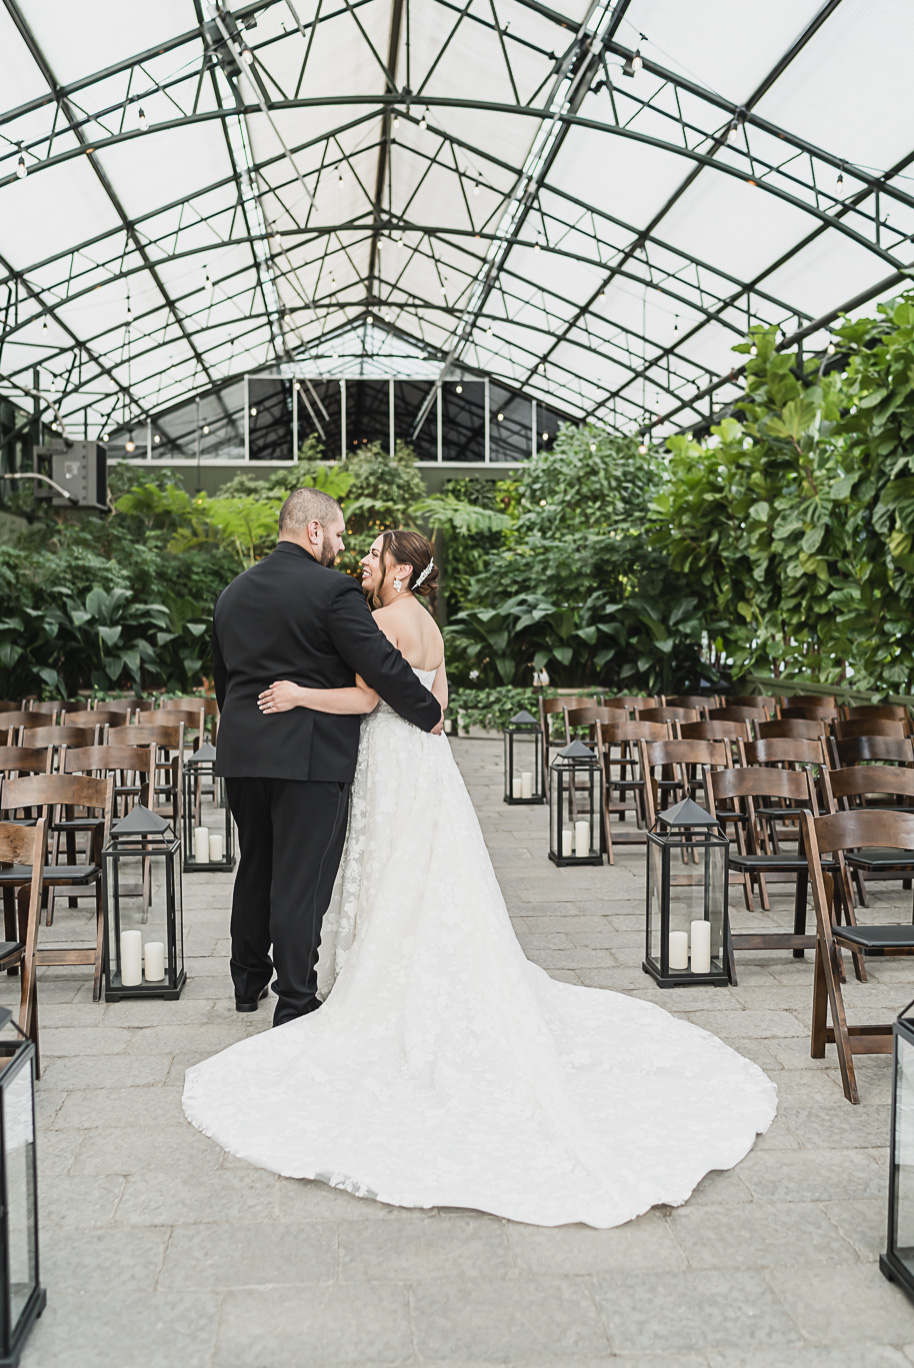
[393,576,402,593]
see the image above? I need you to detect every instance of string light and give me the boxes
[154,434,161,444]
[726,121,738,143]
[392,111,400,129]
[102,432,109,441]
[241,45,254,65]
[250,406,257,416]
[473,181,480,196]
[202,424,209,434]
[496,412,504,421]
[827,342,836,355]
[638,441,648,455]
[338,169,344,184]
[42,319,48,332]
[125,437,136,453]
[138,107,147,130]
[632,48,643,71]
[419,109,428,130]
[456,384,463,394]
[16,153,27,179]
[126,301,133,321]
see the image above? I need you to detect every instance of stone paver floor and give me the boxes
[9,734,914,1367]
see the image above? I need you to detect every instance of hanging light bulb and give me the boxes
[205,273,213,295]
[827,342,836,355]
[126,301,133,321]
[42,319,48,332]
[392,111,400,129]
[538,362,545,373]
[419,109,428,130]
[102,432,109,442]
[125,437,136,453]
[837,166,844,188]
[241,45,254,65]
[16,154,27,179]
[632,48,643,71]
[497,412,504,421]
[202,424,210,434]
[534,237,541,252]
[637,441,648,455]
[749,344,757,356]
[154,434,161,444]
[250,406,257,416]
[726,121,738,143]
[473,181,480,196]
[456,384,463,394]
[338,169,344,184]
[138,107,147,130]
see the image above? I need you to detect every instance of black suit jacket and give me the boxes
[212,541,440,781]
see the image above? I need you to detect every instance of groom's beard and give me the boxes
[318,540,337,567]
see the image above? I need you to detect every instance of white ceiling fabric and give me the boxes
[1,0,913,448]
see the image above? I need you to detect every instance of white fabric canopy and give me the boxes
[1,0,912,446]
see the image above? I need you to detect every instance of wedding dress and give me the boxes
[183,669,777,1228]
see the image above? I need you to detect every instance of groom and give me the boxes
[212,486,442,1025]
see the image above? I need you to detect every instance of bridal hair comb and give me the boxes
[414,557,435,590]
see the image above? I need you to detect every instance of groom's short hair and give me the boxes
[278,487,343,536]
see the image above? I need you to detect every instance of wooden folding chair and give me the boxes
[108,723,185,828]
[661,694,719,714]
[803,809,914,1103]
[708,705,769,734]
[678,718,752,765]
[16,725,99,757]
[780,704,840,724]
[740,736,829,770]
[602,695,658,714]
[0,775,114,1001]
[0,819,47,1075]
[842,703,911,731]
[160,696,219,740]
[59,709,126,733]
[539,696,601,774]
[638,705,700,727]
[705,765,841,959]
[563,705,623,747]
[639,737,731,829]
[786,694,837,708]
[820,765,914,913]
[729,694,779,711]
[593,719,669,863]
[99,698,156,715]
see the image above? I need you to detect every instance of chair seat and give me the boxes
[834,924,914,951]
[0,941,23,962]
[729,852,837,871]
[845,847,914,870]
[0,865,100,885]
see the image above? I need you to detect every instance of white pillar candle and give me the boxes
[668,930,689,971]
[561,829,574,858]
[690,920,712,974]
[444,719,452,735]
[194,826,210,864]
[209,833,224,863]
[512,777,523,800]
[144,941,165,982]
[574,819,590,859]
[121,929,143,987]
[521,771,533,800]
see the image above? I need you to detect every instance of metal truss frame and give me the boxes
[1,0,911,446]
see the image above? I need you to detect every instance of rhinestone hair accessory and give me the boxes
[413,557,435,590]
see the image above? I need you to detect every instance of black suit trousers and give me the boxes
[225,776,350,1026]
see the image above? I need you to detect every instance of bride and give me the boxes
[183,528,776,1228]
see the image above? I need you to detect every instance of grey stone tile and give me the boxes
[36,1128,82,1176]
[781,1103,891,1149]
[822,1197,890,1260]
[22,1290,221,1368]
[679,1167,753,1207]
[737,1149,886,1202]
[40,1026,133,1056]
[216,1285,412,1367]
[72,1123,223,1175]
[40,1224,167,1293]
[593,1270,802,1353]
[278,1177,434,1221]
[411,1278,610,1360]
[102,997,215,1026]
[161,1221,337,1289]
[707,1349,909,1368]
[40,1054,173,1090]
[51,1084,186,1129]
[669,1201,858,1268]
[685,1010,807,1039]
[39,1173,125,1228]
[506,1210,685,1273]
[117,1167,280,1226]
[340,1214,511,1281]
[766,1263,914,1345]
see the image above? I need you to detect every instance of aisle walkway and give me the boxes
[13,735,914,1367]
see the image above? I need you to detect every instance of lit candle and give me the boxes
[209,833,224,863]
[121,929,142,987]
[512,777,522,800]
[574,819,589,859]
[561,829,573,858]
[144,941,165,982]
[668,930,689,971]
[521,771,533,800]
[690,919,712,974]
[194,826,210,864]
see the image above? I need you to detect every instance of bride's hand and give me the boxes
[258,681,303,713]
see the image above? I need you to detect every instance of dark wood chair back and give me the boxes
[707,764,816,807]
[0,773,113,823]
[17,725,98,749]
[709,705,769,724]
[786,694,837,708]
[842,703,910,725]
[639,738,731,828]
[603,695,658,711]
[564,705,626,744]
[160,696,219,715]
[26,700,67,716]
[757,717,828,740]
[780,704,839,722]
[0,818,47,1069]
[62,745,155,814]
[729,695,778,710]
[0,712,42,732]
[679,718,751,744]
[833,718,906,741]
[638,705,700,725]
[662,695,719,711]
[821,764,914,811]
[0,748,52,777]
[142,708,205,733]
[595,720,671,745]
[741,737,828,768]
[101,697,156,714]
[60,710,126,731]
[831,735,914,767]
[108,723,184,750]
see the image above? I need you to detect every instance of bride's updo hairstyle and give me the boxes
[373,528,439,611]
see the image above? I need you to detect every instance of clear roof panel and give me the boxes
[2,0,914,444]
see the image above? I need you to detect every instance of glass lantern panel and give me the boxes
[648,839,665,964]
[3,1059,37,1329]
[187,766,227,858]
[667,840,726,960]
[549,770,566,852]
[509,733,539,797]
[893,1030,914,1271]
[107,850,174,986]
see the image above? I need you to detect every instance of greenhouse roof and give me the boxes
[1,0,913,446]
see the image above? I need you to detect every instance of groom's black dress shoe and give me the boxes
[235,986,269,1013]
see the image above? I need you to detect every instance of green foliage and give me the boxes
[413,477,516,613]
[447,684,601,733]
[446,423,710,692]
[654,296,914,689]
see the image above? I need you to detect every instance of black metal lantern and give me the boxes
[881,997,914,1301]
[103,805,185,1002]
[503,710,545,805]
[0,1008,44,1367]
[643,795,732,987]
[548,739,603,866]
[182,742,235,873]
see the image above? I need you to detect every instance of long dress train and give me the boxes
[183,670,776,1228]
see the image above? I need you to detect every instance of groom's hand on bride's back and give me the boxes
[431,707,445,736]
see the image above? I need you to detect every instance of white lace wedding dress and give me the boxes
[183,669,777,1227]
